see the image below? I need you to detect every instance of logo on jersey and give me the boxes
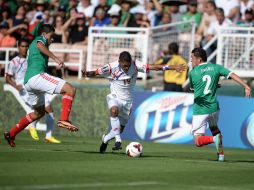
[241,112,254,148]
[134,93,193,143]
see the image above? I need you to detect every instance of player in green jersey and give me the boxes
[4,24,78,147]
[189,47,251,161]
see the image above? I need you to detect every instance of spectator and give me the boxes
[239,0,254,20]
[53,15,68,43]
[77,0,95,25]
[196,1,217,44]
[10,5,26,28]
[7,22,33,42]
[0,5,12,27]
[204,8,232,63]
[67,0,79,17]
[181,0,202,31]
[215,0,240,23]
[167,5,182,23]
[128,5,150,28]
[57,5,67,19]
[155,42,187,92]
[64,13,89,45]
[237,8,254,27]
[0,21,16,59]
[91,7,110,26]
[157,12,171,26]
[93,0,110,17]
[143,0,162,27]
[116,0,138,26]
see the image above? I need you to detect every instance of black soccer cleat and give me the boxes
[99,142,108,154]
[4,132,16,147]
[112,141,122,151]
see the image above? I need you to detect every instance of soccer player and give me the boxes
[189,47,251,161]
[82,51,185,153]
[4,24,78,147]
[5,38,61,143]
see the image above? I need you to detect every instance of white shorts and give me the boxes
[106,94,132,126]
[20,86,54,107]
[191,111,219,136]
[25,73,65,107]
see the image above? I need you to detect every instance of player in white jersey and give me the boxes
[83,51,185,153]
[5,38,61,143]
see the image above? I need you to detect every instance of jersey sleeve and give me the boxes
[188,71,194,90]
[37,36,48,46]
[96,64,111,77]
[6,60,16,76]
[134,59,149,73]
[217,64,231,78]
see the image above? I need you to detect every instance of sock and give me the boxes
[29,120,37,129]
[45,112,54,138]
[10,114,34,138]
[196,136,214,147]
[104,130,115,143]
[110,117,121,142]
[209,126,221,136]
[61,94,74,121]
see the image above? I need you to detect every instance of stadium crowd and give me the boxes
[0,0,253,75]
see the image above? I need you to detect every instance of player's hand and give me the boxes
[175,64,187,72]
[86,71,96,77]
[16,85,23,91]
[245,86,251,97]
[56,58,65,68]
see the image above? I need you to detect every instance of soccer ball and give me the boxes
[126,142,143,157]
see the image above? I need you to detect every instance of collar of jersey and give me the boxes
[199,62,208,66]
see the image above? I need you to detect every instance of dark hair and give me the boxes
[168,42,179,54]
[119,51,132,62]
[207,1,216,9]
[191,47,207,62]
[216,7,224,15]
[18,38,30,46]
[38,24,55,35]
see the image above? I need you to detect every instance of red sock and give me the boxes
[10,114,34,138]
[61,94,74,121]
[196,136,214,147]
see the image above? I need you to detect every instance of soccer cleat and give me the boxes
[4,132,15,147]
[218,154,225,162]
[45,137,61,144]
[57,120,78,132]
[28,127,39,141]
[112,141,122,151]
[99,134,108,154]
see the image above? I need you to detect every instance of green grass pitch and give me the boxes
[0,133,254,190]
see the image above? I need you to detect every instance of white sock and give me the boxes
[110,117,121,142]
[30,120,37,128]
[45,112,54,138]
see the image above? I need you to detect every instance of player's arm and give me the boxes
[82,64,111,78]
[5,74,23,91]
[149,64,186,72]
[229,73,251,97]
[36,42,64,68]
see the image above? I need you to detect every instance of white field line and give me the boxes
[1,181,165,190]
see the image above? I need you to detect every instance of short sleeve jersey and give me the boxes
[24,35,49,84]
[6,55,27,85]
[189,63,231,115]
[96,59,149,100]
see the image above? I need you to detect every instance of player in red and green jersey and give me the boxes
[189,47,251,161]
[4,24,78,147]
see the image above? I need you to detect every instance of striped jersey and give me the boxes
[97,59,149,100]
[6,55,27,85]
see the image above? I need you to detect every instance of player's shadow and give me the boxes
[208,159,254,163]
[113,152,168,158]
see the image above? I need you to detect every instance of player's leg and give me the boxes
[192,114,214,147]
[57,81,78,131]
[4,105,45,147]
[208,111,224,161]
[19,87,39,141]
[44,101,61,144]
[33,73,77,132]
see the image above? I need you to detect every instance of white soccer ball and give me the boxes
[126,142,143,157]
